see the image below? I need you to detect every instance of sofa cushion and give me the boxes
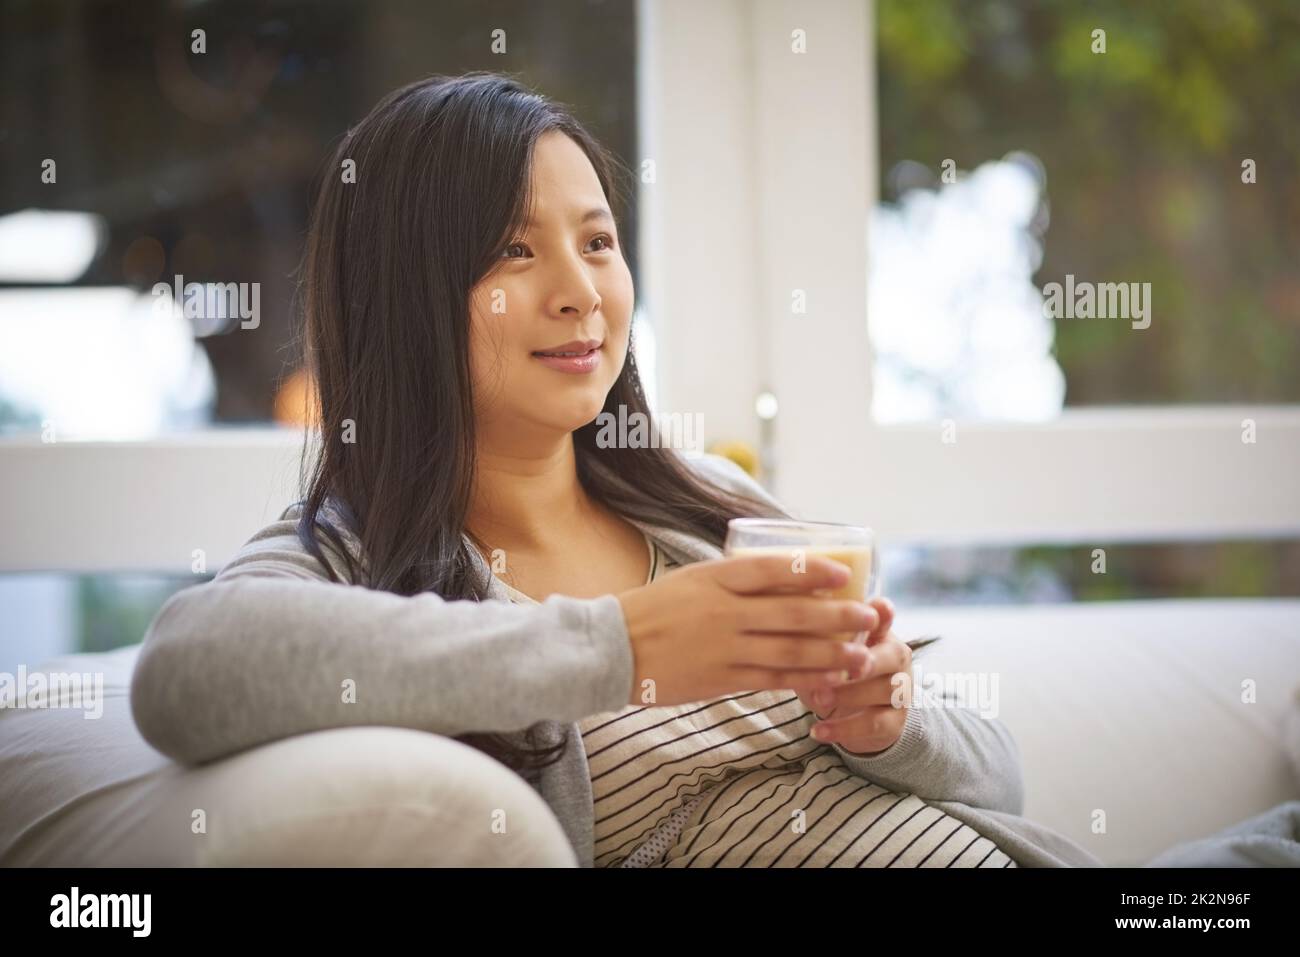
[0,645,575,866]
[3,597,1297,866]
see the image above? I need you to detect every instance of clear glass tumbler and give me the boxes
[723,518,879,643]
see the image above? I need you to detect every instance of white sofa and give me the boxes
[3,597,1298,867]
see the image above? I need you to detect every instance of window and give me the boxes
[639,0,1299,574]
[0,0,640,439]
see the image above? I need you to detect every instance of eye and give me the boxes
[501,241,530,260]
[587,234,615,253]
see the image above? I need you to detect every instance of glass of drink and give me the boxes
[724,518,879,643]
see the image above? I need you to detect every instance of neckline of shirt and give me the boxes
[497,529,657,605]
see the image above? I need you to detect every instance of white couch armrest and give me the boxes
[0,645,575,867]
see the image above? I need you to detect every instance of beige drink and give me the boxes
[724,519,877,643]
[727,545,873,642]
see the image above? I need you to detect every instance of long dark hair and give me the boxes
[290,71,937,776]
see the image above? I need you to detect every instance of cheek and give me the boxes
[604,268,636,340]
[613,260,635,308]
[471,278,533,347]
[467,292,518,402]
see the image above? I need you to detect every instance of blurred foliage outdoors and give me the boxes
[876,0,1300,405]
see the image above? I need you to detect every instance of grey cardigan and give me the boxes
[129,451,1102,867]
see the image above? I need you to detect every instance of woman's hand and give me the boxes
[616,554,880,708]
[801,597,912,756]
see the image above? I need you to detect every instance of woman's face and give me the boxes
[468,130,634,447]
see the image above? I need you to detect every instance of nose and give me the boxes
[544,250,601,320]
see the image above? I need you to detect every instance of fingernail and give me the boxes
[812,689,831,709]
[811,725,828,740]
[845,650,869,680]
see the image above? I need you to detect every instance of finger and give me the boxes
[729,666,861,696]
[805,688,837,720]
[735,596,878,636]
[733,634,871,674]
[865,597,895,646]
[815,636,911,709]
[812,704,902,748]
[859,631,909,676]
[817,672,909,713]
[714,553,853,596]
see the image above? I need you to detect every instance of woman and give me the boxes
[131,71,1107,868]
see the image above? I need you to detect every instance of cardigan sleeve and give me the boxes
[129,505,634,766]
[832,706,1026,815]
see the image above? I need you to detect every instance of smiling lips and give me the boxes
[530,338,602,374]
[531,337,602,357]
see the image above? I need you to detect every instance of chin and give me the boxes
[529,396,607,434]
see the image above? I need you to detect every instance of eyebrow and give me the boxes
[525,207,614,229]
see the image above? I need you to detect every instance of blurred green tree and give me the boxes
[877,0,1300,405]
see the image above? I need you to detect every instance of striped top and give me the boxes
[497,531,1017,868]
